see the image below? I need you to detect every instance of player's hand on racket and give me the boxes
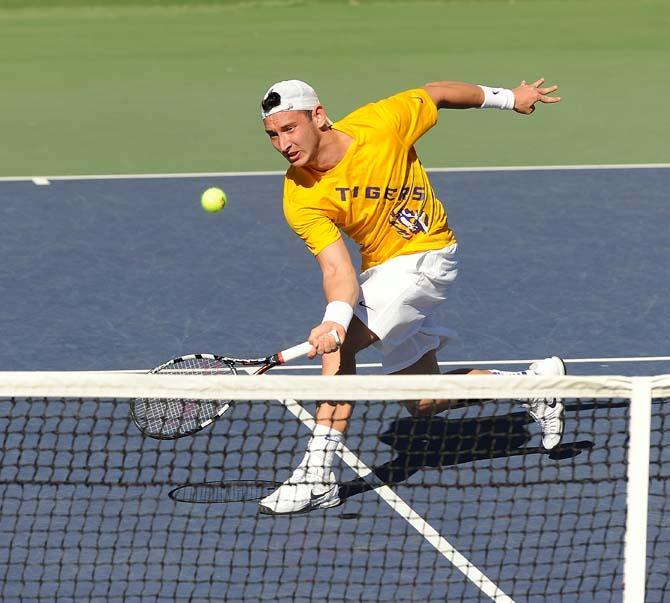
[512,78,560,114]
[307,322,344,358]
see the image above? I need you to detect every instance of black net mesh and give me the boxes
[0,394,667,602]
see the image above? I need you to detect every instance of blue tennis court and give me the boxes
[1,167,668,373]
[0,166,668,601]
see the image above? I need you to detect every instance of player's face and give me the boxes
[263,111,321,168]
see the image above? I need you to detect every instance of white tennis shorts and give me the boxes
[354,244,459,374]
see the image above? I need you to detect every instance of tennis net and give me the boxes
[0,372,667,602]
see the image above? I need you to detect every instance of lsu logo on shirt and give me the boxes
[389,207,429,239]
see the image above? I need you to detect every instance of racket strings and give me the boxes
[134,357,236,438]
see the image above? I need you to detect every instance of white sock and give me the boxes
[489,369,530,376]
[299,424,344,476]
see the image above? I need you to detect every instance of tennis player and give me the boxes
[258,78,564,515]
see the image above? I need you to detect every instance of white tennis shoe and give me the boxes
[524,356,566,450]
[258,466,340,515]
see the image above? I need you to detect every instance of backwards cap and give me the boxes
[260,80,324,119]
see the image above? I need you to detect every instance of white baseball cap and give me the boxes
[260,79,324,119]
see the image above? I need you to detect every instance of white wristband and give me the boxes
[322,301,354,330]
[478,85,515,110]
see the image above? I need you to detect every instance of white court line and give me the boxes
[270,355,670,372]
[0,163,668,183]
[90,355,670,374]
[427,163,670,173]
[0,170,285,183]
[278,394,514,602]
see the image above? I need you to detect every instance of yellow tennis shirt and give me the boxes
[283,88,456,271]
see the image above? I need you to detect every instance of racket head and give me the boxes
[168,480,282,504]
[130,354,236,440]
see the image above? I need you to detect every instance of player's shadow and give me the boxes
[338,412,594,502]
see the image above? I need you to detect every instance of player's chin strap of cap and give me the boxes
[322,301,354,331]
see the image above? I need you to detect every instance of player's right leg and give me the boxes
[396,350,489,416]
[258,317,378,515]
[397,352,566,449]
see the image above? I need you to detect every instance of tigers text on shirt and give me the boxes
[283,88,456,271]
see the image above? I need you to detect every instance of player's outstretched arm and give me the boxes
[309,238,359,358]
[423,78,560,113]
[423,81,486,109]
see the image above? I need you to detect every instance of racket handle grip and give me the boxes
[279,330,340,364]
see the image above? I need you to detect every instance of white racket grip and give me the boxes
[278,330,340,364]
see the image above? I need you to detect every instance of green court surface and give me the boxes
[0,0,668,176]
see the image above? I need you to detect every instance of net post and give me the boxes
[623,376,652,603]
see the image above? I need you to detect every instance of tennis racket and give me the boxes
[130,331,339,440]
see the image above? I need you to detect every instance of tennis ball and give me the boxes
[201,187,227,213]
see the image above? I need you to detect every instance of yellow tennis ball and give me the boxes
[201,187,227,213]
